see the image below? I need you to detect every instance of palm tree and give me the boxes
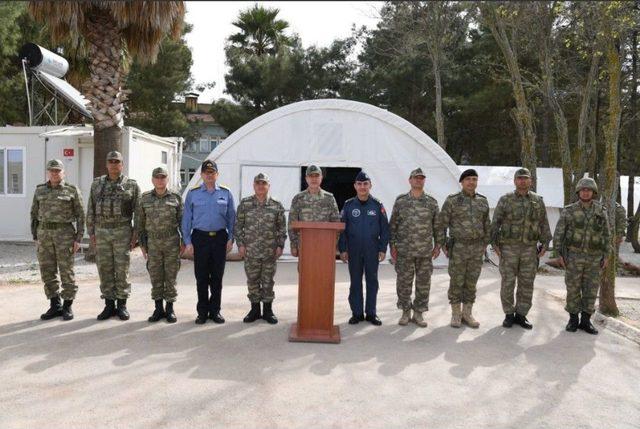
[28,1,185,177]
[229,4,290,56]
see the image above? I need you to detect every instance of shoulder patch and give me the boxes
[476,193,487,199]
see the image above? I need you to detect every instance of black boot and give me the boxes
[262,302,278,324]
[62,300,74,321]
[41,297,62,320]
[349,314,364,325]
[565,313,579,332]
[365,314,382,326]
[165,302,177,323]
[579,311,598,335]
[243,303,261,323]
[514,313,533,330]
[97,299,116,320]
[148,300,165,322]
[502,313,515,328]
[117,299,130,321]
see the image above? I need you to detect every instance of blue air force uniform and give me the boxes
[338,172,390,319]
[181,160,236,321]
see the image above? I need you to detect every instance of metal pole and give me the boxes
[22,59,33,126]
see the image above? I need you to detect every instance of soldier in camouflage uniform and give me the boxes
[437,169,490,329]
[87,151,140,321]
[490,168,551,330]
[30,159,84,321]
[614,202,627,250]
[554,177,611,335]
[288,165,340,258]
[235,173,287,324]
[136,166,183,323]
[389,168,442,328]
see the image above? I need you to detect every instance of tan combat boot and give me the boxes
[413,311,428,328]
[398,309,412,326]
[462,303,480,328]
[450,303,462,328]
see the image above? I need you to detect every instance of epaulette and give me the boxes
[141,190,154,197]
[476,192,487,199]
[219,184,230,190]
[36,183,47,188]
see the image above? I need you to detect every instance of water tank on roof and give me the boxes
[19,43,69,78]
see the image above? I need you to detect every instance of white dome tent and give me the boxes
[184,99,462,256]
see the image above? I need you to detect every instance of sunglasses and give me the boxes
[108,160,121,164]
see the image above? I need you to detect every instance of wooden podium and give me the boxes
[289,221,345,344]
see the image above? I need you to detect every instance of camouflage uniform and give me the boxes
[136,189,183,302]
[288,188,340,251]
[490,190,551,316]
[437,191,490,305]
[235,195,287,303]
[389,191,441,312]
[87,174,140,300]
[554,201,611,316]
[30,178,84,301]
[614,202,627,243]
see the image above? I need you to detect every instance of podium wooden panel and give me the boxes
[289,221,345,344]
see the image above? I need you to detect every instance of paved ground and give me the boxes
[0,261,638,429]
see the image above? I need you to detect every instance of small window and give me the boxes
[0,148,24,195]
[161,151,168,164]
[199,138,209,153]
[188,168,196,181]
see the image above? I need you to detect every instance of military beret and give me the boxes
[514,168,531,178]
[46,159,64,170]
[355,171,371,182]
[459,168,478,182]
[254,172,270,183]
[201,159,217,172]
[152,166,168,177]
[305,165,322,176]
[410,167,426,178]
[106,151,123,161]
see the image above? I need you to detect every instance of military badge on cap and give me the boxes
[410,167,426,178]
[201,159,217,172]
[106,151,123,161]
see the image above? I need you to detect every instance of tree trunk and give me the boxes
[628,175,636,242]
[628,29,638,241]
[481,5,537,189]
[576,48,601,185]
[431,55,446,150]
[599,32,622,317]
[82,8,127,177]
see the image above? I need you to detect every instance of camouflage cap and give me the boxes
[305,165,322,176]
[514,168,531,178]
[152,166,168,177]
[106,151,123,161]
[46,159,64,170]
[409,167,426,178]
[254,172,270,183]
[575,177,598,194]
[201,159,217,172]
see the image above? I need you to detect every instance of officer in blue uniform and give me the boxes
[339,171,390,325]
[182,160,236,324]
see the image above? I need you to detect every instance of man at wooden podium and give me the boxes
[339,171,389,326]
[288,165,340,257]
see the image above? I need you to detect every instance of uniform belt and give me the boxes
[97,220,131,228]
[194,228,225,237]
[39,221,72,230]
[148,230,180,239]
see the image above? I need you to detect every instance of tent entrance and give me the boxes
[300,166,360,212]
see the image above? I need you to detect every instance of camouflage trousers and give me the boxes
[36,225,77,301]
[244,257,277,303]
[395,255,433,312]
[447,241,485,304]
[146,235,181,302]
[499,243,539,316]
[95,225,132,300]
[565,251,601,315]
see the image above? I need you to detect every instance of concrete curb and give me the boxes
[544,289,640,346]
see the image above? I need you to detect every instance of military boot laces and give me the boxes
[243,303,262,323]
[165,302,177,323]
[398,309,412,326]
[462,303,480,328]
[41,297,63,320]
[412,311,428,328]
[117,299,130,321]
[262,302,278,324]
[579,312,598,335]
[148,300,165,322]
[565,313,579,332]
[450,303,462,328]
[62,300,74,321]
